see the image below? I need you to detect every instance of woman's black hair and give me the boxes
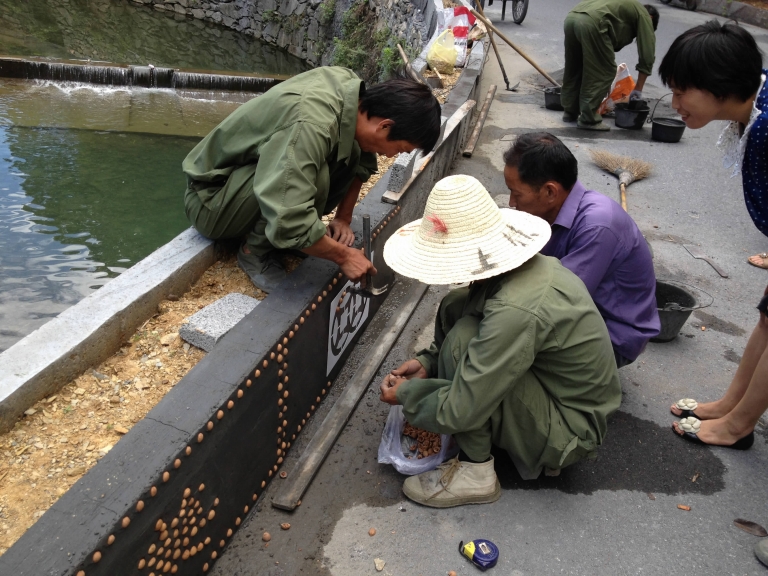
[659,20,763,102]
[503,132,578,191]
[359,77,442,151]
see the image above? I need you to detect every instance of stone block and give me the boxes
[307,17,319,40]
[387,151,416,192]
[219,1,238,18]
[180,293,260,352]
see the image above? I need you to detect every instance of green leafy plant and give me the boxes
[319,0,337,25]
[331,1,410,82]
[262,9,280,23]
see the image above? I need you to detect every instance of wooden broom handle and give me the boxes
[620,183,628,212]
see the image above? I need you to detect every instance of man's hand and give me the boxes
[629,90,643,102]
[339,247,377,284]
[327,218,355,247]
[302,235,376,283]
[391,359,428,380]
[379,373,407,405]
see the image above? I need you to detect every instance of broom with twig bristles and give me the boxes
[589,149,652,212]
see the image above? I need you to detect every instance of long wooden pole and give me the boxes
[463,84,497,157]
[470,8,561,87]
[475,3,511,90]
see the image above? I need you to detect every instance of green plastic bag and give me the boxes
[427,29,457,75]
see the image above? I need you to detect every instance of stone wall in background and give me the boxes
[0,0,308,76]
[130,0,438,69]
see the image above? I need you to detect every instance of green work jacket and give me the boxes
[571,0,656,75]
[182,67,377,251]
[397,254,621,474]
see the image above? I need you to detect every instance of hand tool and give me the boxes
[397,43,432,87]
[474,2,514,91]
[470,8,560,88]
[459,538,500,571]
[683,244,729,278]
[347,215,389,296]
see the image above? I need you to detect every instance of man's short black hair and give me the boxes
[503,132,578,191]
[359,77,442,151]
[644,5,659,32]
[659,20,763,102]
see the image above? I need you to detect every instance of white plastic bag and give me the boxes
[435,6,477,67]
[377,405,459,475]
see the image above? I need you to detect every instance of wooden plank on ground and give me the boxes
[271,280,428,511]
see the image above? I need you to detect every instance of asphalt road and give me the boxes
[214,3,768,575]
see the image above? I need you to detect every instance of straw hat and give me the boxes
[383,174,551,285]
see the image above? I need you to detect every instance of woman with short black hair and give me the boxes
[661,14,768,506]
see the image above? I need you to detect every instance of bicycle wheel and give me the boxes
[512,0,528,24]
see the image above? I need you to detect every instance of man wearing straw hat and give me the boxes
[379,174,621,506]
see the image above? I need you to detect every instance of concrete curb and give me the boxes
[0,228,217,434]
[696,0,768,29]
[0,48,486,575]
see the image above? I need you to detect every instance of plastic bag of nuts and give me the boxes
[377,405,458,475]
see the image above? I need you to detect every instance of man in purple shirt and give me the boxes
[502,132,660,367]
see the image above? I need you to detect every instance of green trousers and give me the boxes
[433,290,592,479]
[184,165,277,258]
[561,12,617,125]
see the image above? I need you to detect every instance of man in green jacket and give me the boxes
[183,67,442,291]
[380,174,621,507]
[561,0,659,131]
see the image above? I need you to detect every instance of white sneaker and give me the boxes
[402,456,501,508]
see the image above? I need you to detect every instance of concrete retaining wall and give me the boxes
[0,229,218,435]
[0,41,486,575]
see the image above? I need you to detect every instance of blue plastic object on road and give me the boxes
[459,539,499,571]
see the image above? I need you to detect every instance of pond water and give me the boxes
[0,0,301,352]
[0,122,197,351]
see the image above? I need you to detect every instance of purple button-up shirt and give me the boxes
[540,181,660,361]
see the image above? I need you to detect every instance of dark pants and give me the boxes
[614,350,633,369]
[183,165,276,258]
[431,289,585,479]
[561,12,616,125]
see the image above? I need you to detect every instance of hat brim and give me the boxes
[383,209,551,285]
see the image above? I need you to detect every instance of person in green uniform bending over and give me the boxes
[379,174,621,507]
[182,67,442,292]
[561,0,659,131]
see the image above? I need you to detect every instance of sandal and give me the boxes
[673,417,754,450]
[748,252,768,269]
[671,398,700,419]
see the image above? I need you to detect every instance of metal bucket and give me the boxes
[615,102,650,130]
[650,280,712,343]
[648,93,686,143]
[544,87,564,111]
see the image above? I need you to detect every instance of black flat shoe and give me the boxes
[672,408,701,419]
[673,423,755,451]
